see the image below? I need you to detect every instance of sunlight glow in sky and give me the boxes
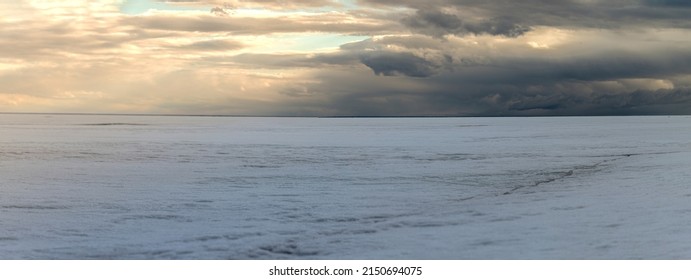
[120,0,200,14]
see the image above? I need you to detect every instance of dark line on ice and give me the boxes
[81,123,148,126]
[2,205,70,210]
[502,152,673,195]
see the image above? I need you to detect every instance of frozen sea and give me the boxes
[1,114,691,259]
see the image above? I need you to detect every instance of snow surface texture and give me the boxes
[1,115,690,259]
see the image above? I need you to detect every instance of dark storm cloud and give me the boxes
[359,51,441,77]
[263,0,688,116]
[272,33,691,116]
[485,87,691,116]
[402,9,530,37]
[220,27,691,116]
[461,51,691,85]
[362,0,691,32]
[310,77,691,117]
[643,0,691,7]
[441,52,691,116]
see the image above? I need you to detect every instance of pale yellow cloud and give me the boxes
[0,1,387,113]
[160,0,342,10]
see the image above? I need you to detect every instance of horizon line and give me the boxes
[1,111,689,118]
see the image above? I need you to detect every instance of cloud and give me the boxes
[178,39,245,50]
[261,27,691,116]
[123,12,400,35]
[402,9,530,37]
[359,51,441,77]
[362,0,691,31]
[643,0,691,7]
[158,0,342,10]
[1,0,691,116]
[227,52,358,68]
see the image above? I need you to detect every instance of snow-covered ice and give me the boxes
[1,114,691,259]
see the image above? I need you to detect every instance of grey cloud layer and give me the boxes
[363,0,691,30]
[225,27,691,116]
[324,0,691,116]
[402,9,530,37]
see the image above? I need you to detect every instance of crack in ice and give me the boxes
[501,152,673,195]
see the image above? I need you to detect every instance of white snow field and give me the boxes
[1,114,691,259]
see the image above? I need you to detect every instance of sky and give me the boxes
[1,0,690,116]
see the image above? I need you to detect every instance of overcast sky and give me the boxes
[1,0,690,116]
